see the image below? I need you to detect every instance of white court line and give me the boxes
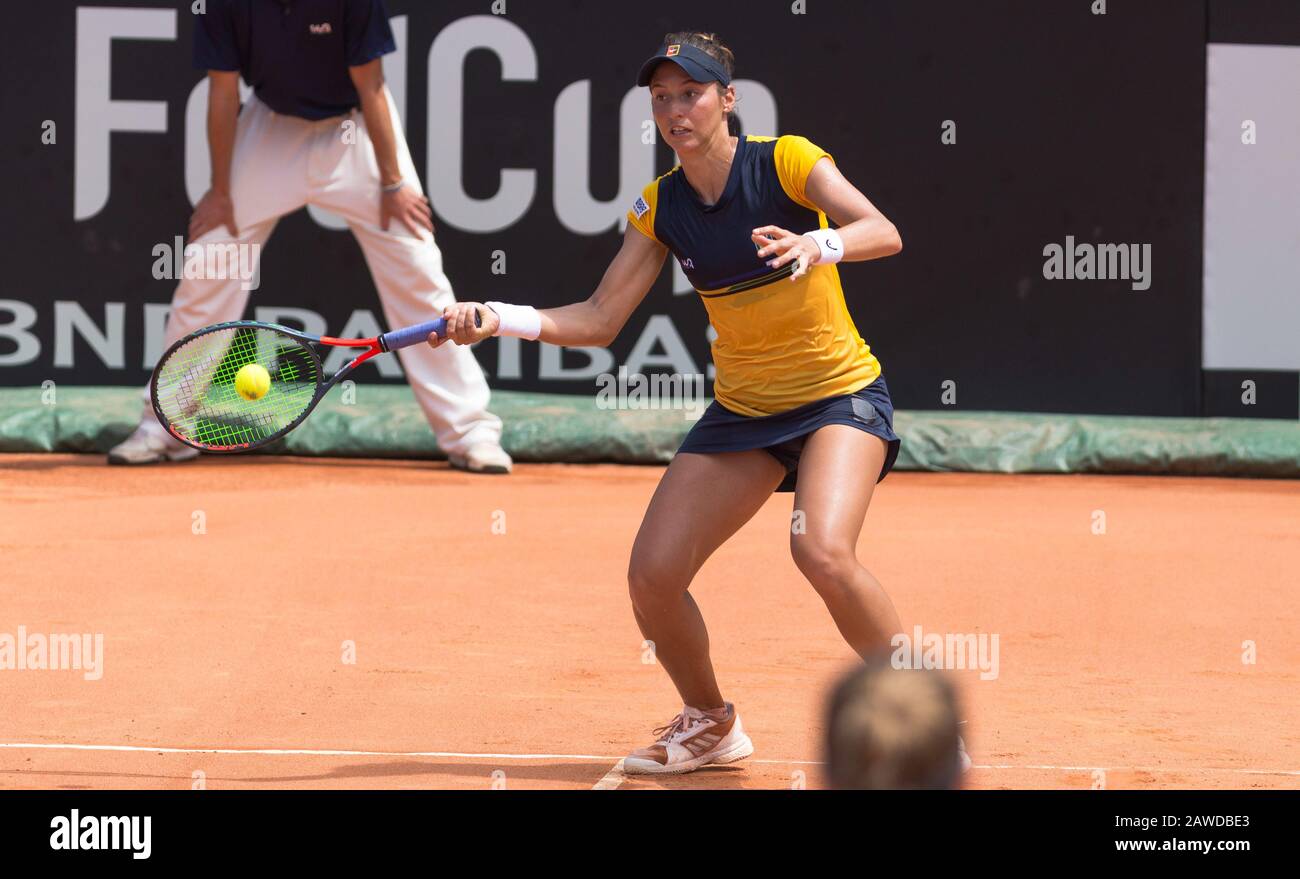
[591,759,626,790]
[0,743,617,761]
[2,744,1298,779]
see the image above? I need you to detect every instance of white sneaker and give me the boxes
[448,442,512,474]
[622,703,754,775]
[107,422,200,465]
[958,735,972,773]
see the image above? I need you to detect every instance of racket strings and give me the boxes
[154,326,321,449]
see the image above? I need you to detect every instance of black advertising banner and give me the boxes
[2,0,1206,415]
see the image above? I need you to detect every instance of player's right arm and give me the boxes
[535,226,667,346]
[188,70,241,240]
[434,225,668,348]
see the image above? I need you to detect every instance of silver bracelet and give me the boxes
[381,179,406,194]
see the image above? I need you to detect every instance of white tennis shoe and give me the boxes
[448,442,513,474]
[107,421,200,465]
[622,702,754,775]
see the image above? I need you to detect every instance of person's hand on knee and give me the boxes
[189,188,238,241]
[380,182,435,237]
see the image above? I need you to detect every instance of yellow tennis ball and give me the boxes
[235,363,271,401]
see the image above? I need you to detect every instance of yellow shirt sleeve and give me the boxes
[773,135,833,212]
[626,181,659,242]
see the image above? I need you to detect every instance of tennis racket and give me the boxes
[150,315,477,453]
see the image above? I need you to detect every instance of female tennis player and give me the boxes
[433,32,958,776]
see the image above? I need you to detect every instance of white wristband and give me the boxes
[803,228,844,266]
[485,301,542,341]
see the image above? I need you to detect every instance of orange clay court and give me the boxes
[1,455,1297,790]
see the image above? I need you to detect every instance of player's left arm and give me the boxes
[349,58,435,236]
[752,158,902,281]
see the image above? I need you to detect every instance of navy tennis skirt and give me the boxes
[676,376,902,493]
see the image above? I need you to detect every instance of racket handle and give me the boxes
[380,319,445,351]
[379,312,483,352]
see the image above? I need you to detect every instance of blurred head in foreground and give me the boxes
[825,659,963,790]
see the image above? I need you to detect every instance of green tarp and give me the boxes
[1,386,1297,477]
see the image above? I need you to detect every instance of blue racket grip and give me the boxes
[380,312,483,352]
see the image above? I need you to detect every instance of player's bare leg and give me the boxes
[628,449,784,710]
[622,449,783,774]
[790,424,902,656]
[792,424,969,772]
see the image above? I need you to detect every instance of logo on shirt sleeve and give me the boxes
[309,23,333,35]
[632,196,650,219]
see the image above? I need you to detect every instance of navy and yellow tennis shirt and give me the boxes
[627,134,881,417]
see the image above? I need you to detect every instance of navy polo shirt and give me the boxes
[193,0,396,120]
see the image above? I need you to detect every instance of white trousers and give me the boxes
[141,91,501,455]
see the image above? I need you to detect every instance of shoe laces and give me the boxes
[652,708,708,744]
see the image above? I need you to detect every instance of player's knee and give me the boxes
[627,557,685,615]
[790,535,857,592]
